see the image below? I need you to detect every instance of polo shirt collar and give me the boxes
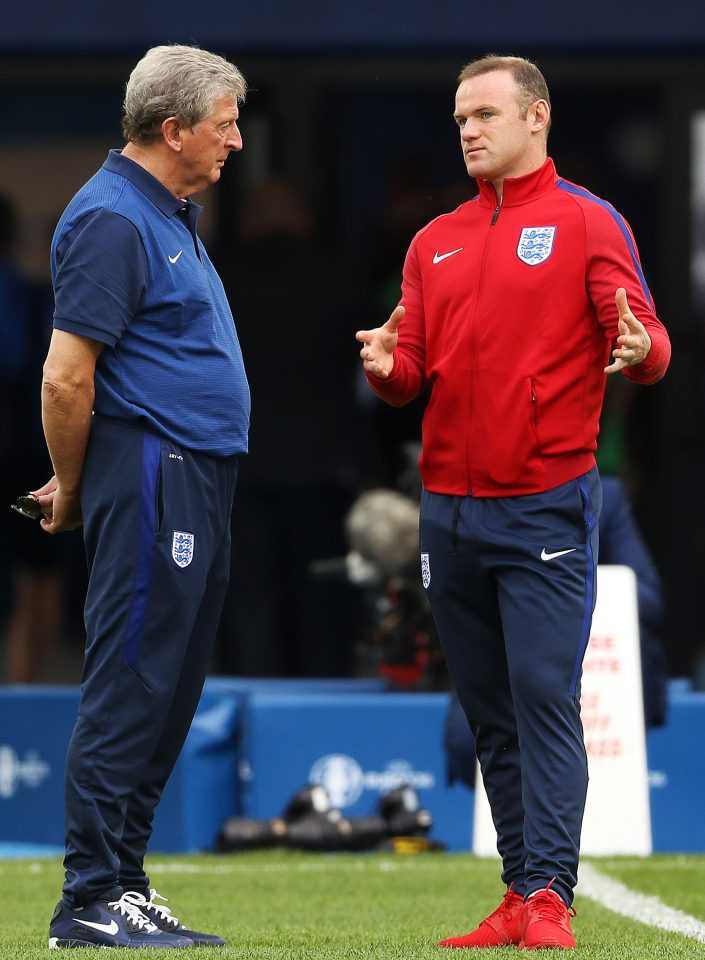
[102,149,203,222]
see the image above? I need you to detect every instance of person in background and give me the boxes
[32,45,249,949]
[357,55,670,950]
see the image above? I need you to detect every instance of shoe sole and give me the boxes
[439,940,521,948]
[49,938,113,948]
[519,940,576,950]
[50,935,189,949]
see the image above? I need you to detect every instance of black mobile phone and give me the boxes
[10,494,45,520]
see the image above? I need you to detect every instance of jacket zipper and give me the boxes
[491,196,503,224]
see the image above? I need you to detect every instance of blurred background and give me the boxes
[1,0,704,692]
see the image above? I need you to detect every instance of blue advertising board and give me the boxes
[238,692,473,851]
[1,680,703,855]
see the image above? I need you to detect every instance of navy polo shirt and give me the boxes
[51,150,249,456]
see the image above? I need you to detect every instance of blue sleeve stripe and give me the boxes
[557,179,655,311]
[123,432,160,669]
[569,474,599,695]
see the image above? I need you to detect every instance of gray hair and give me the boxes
[122,44,247,144]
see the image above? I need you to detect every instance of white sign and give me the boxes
[473,565,651,857]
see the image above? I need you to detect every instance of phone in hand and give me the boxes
[11,494,45,520]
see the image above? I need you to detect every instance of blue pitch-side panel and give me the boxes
[123,433,160,669]
[647,692,705,852]
[239,692,474,851]
[1,683,704,852]
[0,687,80,845]
[0,843,64,859]
[557,180,655,311]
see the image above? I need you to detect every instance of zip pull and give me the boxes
[491,196,503,224]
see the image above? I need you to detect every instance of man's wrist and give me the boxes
[54,478,82,497]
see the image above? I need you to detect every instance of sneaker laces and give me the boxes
[483,885,521,928]
[526,889,577,923]
[108,893,159,932]
[145,889,182,929]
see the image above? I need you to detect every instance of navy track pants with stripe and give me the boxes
[62,416,238,907]
[419,467,601,906]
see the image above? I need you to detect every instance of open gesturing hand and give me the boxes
[605,288,652,375]
[355,305,405,379]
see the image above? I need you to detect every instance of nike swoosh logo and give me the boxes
[433,247,464,264]
[72,918,119,935]
[168,250,183,264]
[540,547,577,562]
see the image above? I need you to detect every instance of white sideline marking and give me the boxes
[579,863,705,943]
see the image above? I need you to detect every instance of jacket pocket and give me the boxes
[476,375,543,487]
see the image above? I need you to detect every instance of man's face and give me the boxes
[454,70,541,186]
[179,95,242,194]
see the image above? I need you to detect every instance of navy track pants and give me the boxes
[419,468,601,906]
[62,417,238,907]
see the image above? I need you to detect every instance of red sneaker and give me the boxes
[520,884,576,950]
[438,886,524,948]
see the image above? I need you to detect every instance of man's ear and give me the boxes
[531,99,550,135]
[161,116,183,152]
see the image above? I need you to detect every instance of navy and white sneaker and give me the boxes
[122,888,226,947]
[49,892,194,948]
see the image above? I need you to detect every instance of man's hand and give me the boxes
[605,288,652,375]
[30,475,83,534]
[356,305,404,379]
[39,329,100,534]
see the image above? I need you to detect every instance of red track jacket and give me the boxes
[367,158,671,497]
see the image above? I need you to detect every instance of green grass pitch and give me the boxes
[2,850,704,956]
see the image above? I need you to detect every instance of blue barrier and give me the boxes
[646,690,705,852]
[238,691,473,851]
[0,679,703,855]
[150,687,240,852]
[0,686,78,845]
[152,678,388,851]
[0,678,390,854]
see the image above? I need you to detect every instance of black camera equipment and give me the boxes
[216,783,437,853]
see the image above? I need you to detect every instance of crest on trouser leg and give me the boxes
[172,531,195,568]
[421,552,431,589]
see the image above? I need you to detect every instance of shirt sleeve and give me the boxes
[584,201,671,384]
[53,209,148,348]
[365,233,428,406]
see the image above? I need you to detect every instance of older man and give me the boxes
[357,55,670,950]
[39,45,249,948]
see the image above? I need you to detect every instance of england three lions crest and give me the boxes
[421,553,431,589]
[172,531,195,568]
[517,226,556,266]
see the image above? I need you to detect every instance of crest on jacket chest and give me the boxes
[516,226,556,266]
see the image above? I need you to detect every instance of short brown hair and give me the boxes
[458,55,551,131]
